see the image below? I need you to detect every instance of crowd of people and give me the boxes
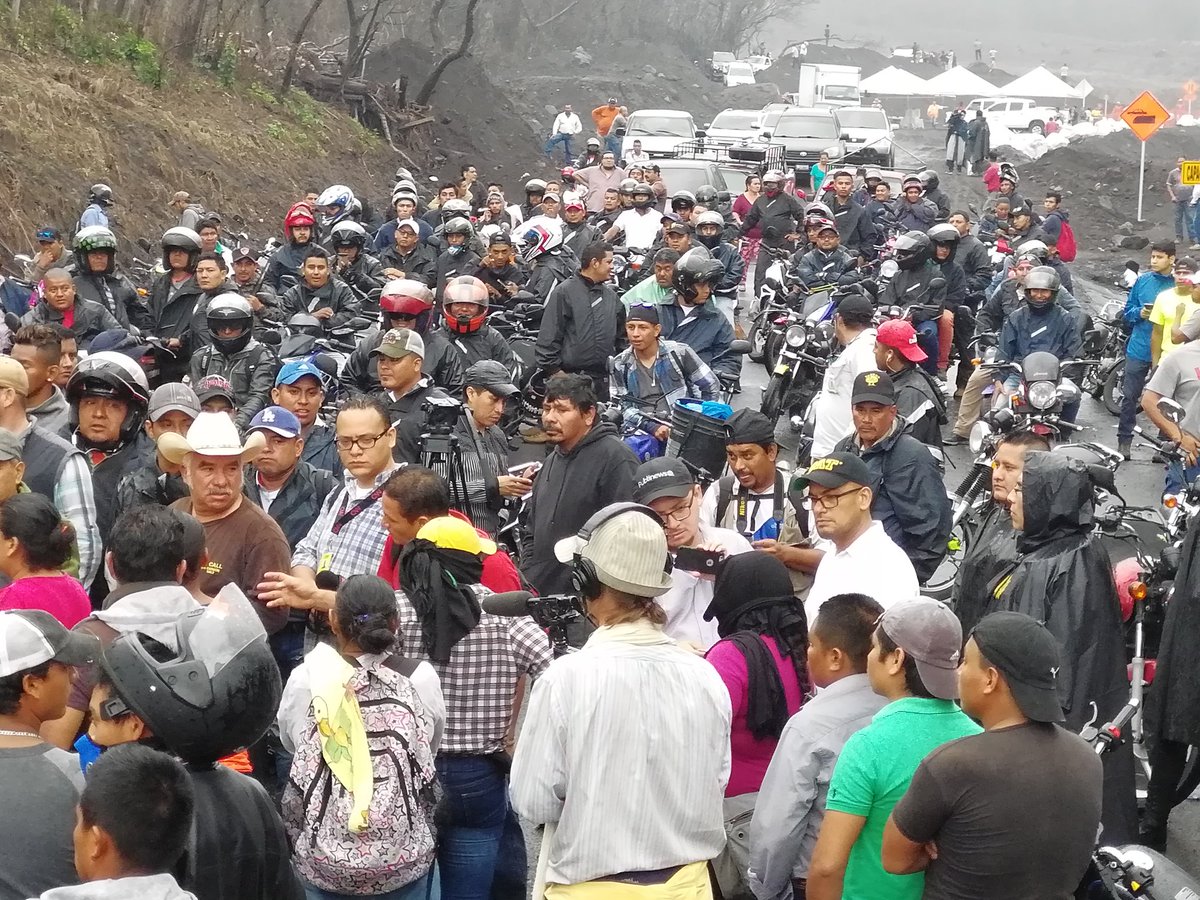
[0,87,1193,900]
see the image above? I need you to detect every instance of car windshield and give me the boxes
[823,85,860,101]
[837,109,887,129]
[629,115,694,137]
[773,114,839,139]
[711,111,759,130]
[656,166,728,195]
[759,109,788,132]
[728,64,754,76]
[712,52,735,63]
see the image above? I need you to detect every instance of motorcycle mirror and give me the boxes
[717,191,732,204]
[730,340,751,355]
[258,330,282,346]
[929,276,946,293]
[760,131,772,140]
[1157,397,1186,424]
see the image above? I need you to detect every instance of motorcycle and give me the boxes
[610,246,650,294]
[979,351,1094,442]
[759,304,836,424]
[1079,299,1129,417]
[746,246,793,362]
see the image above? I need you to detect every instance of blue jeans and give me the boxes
[304,868,439,900]
[544,133,573,165]
[1166,459,1200,495]
[1175,200,1192,241]
[604,134,622,158]
[269,620,308,788]
[304,873,441,900]
[914,319,939,374]
[1191,205,1200,243]
[434,756,526,900]
[1118,356,1151,442]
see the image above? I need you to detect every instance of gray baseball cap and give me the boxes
[149,383,201,420]
[0,610,99,678]
[878,598,964,700]
[0,428,22,462]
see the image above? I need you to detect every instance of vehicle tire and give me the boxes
[922,513,971,607]
[1029,120,1045,135]
[1176,747,1200,806]
[1103,361,1125,417]
[748,319,767,362]
[761,374,788,421]
[763,329,783,372]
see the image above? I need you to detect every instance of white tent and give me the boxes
[860,66,930,96]
[1001,66,1082,101]
[924,66,1001,98]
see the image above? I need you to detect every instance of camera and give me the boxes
[422,396,465,433]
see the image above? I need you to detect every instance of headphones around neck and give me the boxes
[570,501,673,600]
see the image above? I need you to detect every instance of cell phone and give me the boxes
[674,546,724,574]
[507,461,542,479]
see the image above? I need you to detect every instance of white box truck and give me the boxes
[796,64,862,109]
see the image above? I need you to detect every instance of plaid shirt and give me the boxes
[609,339,720,432]
[291,464,398,580]
[395,583,552,755]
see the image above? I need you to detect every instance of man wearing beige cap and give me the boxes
[369,327,448,461]
[0,356,100,590]
[162,412,290,632]
[513,502,731,897]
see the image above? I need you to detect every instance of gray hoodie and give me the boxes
[35,873,198,900]
[29,387,70,438]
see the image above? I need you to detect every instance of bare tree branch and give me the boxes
[534,0,582,28]
[415,0,481,105]
[278,0,327,99]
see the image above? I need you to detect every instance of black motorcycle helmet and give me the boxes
[695,184,719,207]
[927,222,960,262]
[917,169,940,192]
[524,178,547,200]
[161,226,203,272]
[893,231,933,271]
[585,137,601,152]
[619,178,638,197]
[671,190,697,213]
[672,248,724,303]
[631,182,655,208]
[66,351,151,449]
[330,220,369,250]
[206,293,255,356]
[1023,265,1061,309]
[73,225,118,276]
[100,589,283,767]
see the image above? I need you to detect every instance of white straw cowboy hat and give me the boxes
[158,411,266,466]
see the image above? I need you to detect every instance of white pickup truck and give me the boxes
[961,96,1060,135]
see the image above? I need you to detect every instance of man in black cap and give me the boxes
[883,612,1103,898]
[834,371,951,584]
[700,409,818,593]
[812,293,878,458]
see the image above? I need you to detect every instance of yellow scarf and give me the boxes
[307,643,374,832]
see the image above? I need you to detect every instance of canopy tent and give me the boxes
[924,66,1001,98]
[860,66,930,96]
[1001,66,1083,101]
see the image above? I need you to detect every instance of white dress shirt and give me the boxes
[811,328,877,458]
[511,620,731,886]
[660,524,753,648]
[551,112,583,135]
[804,520,919,624]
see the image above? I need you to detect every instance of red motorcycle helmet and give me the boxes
[380,278,435,330]
[442,275,490,334]
[284,201,316,241]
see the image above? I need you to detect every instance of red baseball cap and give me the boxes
[876,319,928,363]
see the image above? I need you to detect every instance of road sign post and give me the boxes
[1121,91,1172,221]
[1185,80,1198,117]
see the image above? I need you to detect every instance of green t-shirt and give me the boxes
[825,696,982,900]
[620,276,673,308]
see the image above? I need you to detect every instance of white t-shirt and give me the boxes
[811,328,878,457]
[660,524,753,648]
[258,485,281,513]
[805,520,920,624]
[612,209,663,250]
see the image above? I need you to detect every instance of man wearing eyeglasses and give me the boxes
[258,395,401,617]
[632,457,751,648]
[799,451,919,625]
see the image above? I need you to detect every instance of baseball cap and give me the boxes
[724,409,776,446]
[417,516,496,555]
[149,383,200,420]
[543,192,561,203]
[664,222,691,236]
[275,359,328,388]
[660,211,683,225]
[1174,256,1198,274]
[464,360,518,398]
[878,598,964,700]
[792,451,873,491]
[247,405,302,439]
[553,503,674,598]
[0,428,21,462]
[0,358,29,397]
[1010,201,1033,217]
[369,328,425,360]
[232,246,256,263]
[876,320,929,363]
[0,609,100,678]
[36,226,62,242]
[195,375,235,404]
[835,293,875,322]
[395,219,419,233]
[632,457,695,505]
[971,611,1065,723]
[627,304,660,325]
[563,195,586,211]
[851,370,896,406]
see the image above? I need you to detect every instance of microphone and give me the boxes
[481,591,535,617]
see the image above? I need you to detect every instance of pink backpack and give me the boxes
[283,656,438,895]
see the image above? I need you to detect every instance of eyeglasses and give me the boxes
[660,493,695,525]
[801,486,864,511]
[335,430,390,451]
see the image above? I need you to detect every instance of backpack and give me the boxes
[283,655,438,895]
[1056,218,1077,263]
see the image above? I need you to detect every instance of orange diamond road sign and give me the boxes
[1185,80,1199,100]
[1121,91,1172,141]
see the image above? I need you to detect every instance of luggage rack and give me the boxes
[670,139,786,174]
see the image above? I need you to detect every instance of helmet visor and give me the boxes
[188,585,268,677]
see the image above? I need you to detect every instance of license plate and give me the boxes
[774,364,790,376]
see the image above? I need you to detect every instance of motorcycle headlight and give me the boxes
[969,420,991,454]
[1056,378,1080,406]
[880,259,899,279]
[1027,380,1057,410]
[785,324,807,349]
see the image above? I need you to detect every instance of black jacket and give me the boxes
[951,500,1016,637]
[443,325,522,375]
[264,241,312,293]
[378,244,437,288]
[925,187,952,218]
[23,298,121,350]
[525,250,578,302]
[992,452,1135,843]
[343,326,465,396]
[890,364,946,447]
[114,458,189,524]
[536,273,626,373]
[190,339,280,430]
[739,193,805,248]
[834,423,951,583]
[335,252,386,313]
[935,258,969,304]
[279,278,360,331]
[828,197,877,258]
[378,378,450,463]
[659,299,740,379]
[956,234,994,299]
[73,272,153,331]
[523,421,638,595]
[473,262,528,302]
[880,261,947,324]
[789,246,862,291]
[978,279,1082,336]
[232,273,284,330]
[998,301,1081,364]
[244,461,337,550]
[562,220,601,257]
[148,273,205,379]
[300,421,342,476]
[434,249,483,299]
[1149,494,1200,745]
[893,197,939,232]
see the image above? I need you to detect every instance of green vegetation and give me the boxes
[5,4,164,86]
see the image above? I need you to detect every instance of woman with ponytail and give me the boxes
[0,492,91,626]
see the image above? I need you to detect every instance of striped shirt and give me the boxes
[511,621,731,885]
[291,464,399,580]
